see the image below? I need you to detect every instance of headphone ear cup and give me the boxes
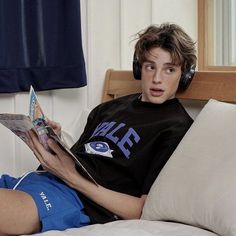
[132,54,141,80]
[179,64,196,90]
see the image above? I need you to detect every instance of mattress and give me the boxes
[31,220,218,236]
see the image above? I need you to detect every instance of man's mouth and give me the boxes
[150,88,164,97]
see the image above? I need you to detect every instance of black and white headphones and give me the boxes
[132,53,196,90]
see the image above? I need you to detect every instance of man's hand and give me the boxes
[28,130,78,184]
[46,118,61,137]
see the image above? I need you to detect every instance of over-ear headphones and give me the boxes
[132,54,142,80]
[179,64,196,90]
[132,53,196,90]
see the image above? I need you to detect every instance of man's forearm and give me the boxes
[67,172,146,219]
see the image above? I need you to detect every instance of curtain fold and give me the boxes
[0,0,87,93]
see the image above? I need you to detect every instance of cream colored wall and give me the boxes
[0,0,198,177]
[85,0,198,108]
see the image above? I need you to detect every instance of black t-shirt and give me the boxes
[70,94,193,223]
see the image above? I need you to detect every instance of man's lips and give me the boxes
[150,88,164,97]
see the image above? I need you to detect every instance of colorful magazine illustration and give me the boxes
[0,86,97,185]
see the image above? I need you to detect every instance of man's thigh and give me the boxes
[0,189,40,235]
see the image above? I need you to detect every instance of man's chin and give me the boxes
[149,96,166,104]
[141,94,169,104]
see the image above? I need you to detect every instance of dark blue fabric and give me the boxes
[0,0,87,93]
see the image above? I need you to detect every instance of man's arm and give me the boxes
[29,131,146,219]
[68,173,147,219]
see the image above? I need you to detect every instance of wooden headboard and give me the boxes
[102,69,236,103]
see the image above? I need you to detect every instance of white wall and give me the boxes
[85,0,198,108]
[0,0,198,177]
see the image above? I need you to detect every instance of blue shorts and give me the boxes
[0,171,90,232]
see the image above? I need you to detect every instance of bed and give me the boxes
[32,69,236,236]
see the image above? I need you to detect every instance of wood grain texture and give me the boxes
[102,69,236,103]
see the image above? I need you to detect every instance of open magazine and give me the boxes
[0,86,97,185]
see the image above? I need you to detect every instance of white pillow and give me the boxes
[61,108,91,148]
[141,99,236,236]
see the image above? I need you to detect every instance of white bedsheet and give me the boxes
[31,220,218,236]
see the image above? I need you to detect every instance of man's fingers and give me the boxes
[28,129,48,156]
[47,139,65,156]
[28,129,39,143]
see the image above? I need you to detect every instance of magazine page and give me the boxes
[0,114,33,147]
[0,86,98,185]
[29,86,52,152]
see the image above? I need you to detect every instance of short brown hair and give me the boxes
[134,23,197,73]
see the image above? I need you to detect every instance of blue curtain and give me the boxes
[0,0,87,93]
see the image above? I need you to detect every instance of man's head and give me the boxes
[133,23,197,104]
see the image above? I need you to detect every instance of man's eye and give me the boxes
[166,67,175,73]
[145,65,155,70]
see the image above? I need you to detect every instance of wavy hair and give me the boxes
[134,23,197,72]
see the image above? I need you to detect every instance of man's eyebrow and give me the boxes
[143,61,179,66]
[164,62,179,67]
[143,60,155,63]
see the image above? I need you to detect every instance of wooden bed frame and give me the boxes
[102,69,236,103]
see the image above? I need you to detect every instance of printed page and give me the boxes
[0,87,98,185]
[29,86,51,152]
[0,114,33,147]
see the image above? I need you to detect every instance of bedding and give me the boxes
[25,99,226,236]
[31,220,218,236]
[30,99,235,236]
[142,99,236,236]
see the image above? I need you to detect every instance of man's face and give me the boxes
[140,47,182,104]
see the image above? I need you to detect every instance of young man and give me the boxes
[0,23,196,235]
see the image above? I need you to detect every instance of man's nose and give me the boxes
[153,70,162,83]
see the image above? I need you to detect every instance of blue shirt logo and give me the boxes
[85,141,113,158]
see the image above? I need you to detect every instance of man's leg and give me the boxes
[0,189,41,235]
